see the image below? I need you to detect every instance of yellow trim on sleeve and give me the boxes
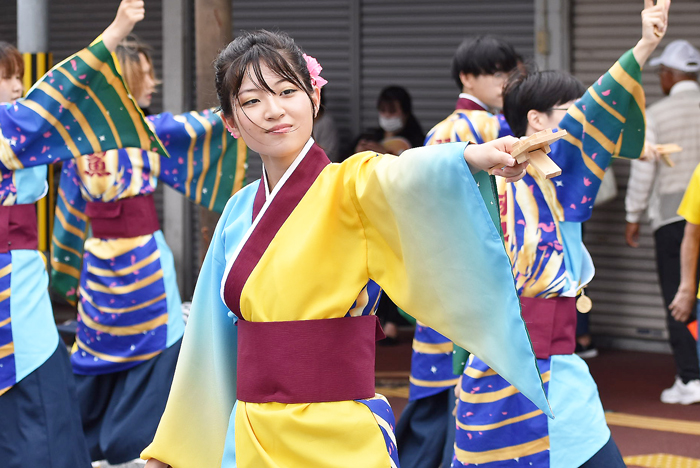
[562,133,606,180]
[191,112,214,205]
[20,100,80,157]
[56,68,122,148]
[609,62,646,114]
[0,317,10,328]
[588,88,626,123]
[55,205,88,238]
[35,82,101,153]
[568,106,616,154]
[52,236,83,258]
[50,259,81,279]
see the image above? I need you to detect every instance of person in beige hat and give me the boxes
[626,39,700,405]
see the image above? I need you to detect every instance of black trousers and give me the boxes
[396,388,455,468]
[655,221,700,383]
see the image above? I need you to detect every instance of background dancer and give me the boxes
[452,1,668,466]
[44,28,246,468]
[0,1,165,466]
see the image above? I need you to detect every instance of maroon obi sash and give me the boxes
[0,204,38,253]
[85,194,160,239]
[236,315,385,404]
[520,296,577,359]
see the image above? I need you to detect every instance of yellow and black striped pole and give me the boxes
[22,52,54,252]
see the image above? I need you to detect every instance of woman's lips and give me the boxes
[267,124,293,134]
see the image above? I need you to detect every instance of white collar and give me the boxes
[459,93,488,111]
[669,80,700,96]
[220,137,315,306]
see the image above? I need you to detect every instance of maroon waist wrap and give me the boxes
[520,296,577,359]
[0,204,38,253]
[85,194,160,239]
[236,314,386,404]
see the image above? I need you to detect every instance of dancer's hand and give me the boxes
[463,136,529,183]
[633,0,671,67]
[102,0,146,52]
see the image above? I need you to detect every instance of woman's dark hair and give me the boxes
[214,30,316,119]
[0,42,23,80]
[503,65,586,137]
[377,85,425,148]
[451,35,520,90]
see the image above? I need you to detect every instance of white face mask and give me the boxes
[379,115,403,133]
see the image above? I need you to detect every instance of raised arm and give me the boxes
[548,0,669,222]
[102,0,145,52]
[0,0,164,171]
[345,143,550,417]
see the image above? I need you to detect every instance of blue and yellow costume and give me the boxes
[0,37,167,468]
[450,50,645,468]
[48,108,245,463]
[142,139,551,468]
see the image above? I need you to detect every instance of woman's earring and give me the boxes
[225,123,239,139]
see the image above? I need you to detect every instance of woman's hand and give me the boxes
[102,0,146,52]
[633,0,670,67]
[145,458,170,468]
[464,136,529,183]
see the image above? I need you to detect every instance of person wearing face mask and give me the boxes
[354,85,425,157]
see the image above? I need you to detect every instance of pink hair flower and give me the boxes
[303,53,328,88]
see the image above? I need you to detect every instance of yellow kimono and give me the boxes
[143,139,550,467]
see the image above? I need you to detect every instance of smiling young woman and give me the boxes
[141,29,547,468]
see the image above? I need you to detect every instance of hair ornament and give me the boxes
[303,53,328,88]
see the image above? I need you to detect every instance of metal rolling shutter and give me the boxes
[0,2,17,45]
[361,0,534,136]
[572,0,700,351]
[48,0,166,226]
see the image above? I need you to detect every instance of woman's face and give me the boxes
[134,53,156,109]
[378,100,406,133]
[226,62,319,162]
[0,68,23,103]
